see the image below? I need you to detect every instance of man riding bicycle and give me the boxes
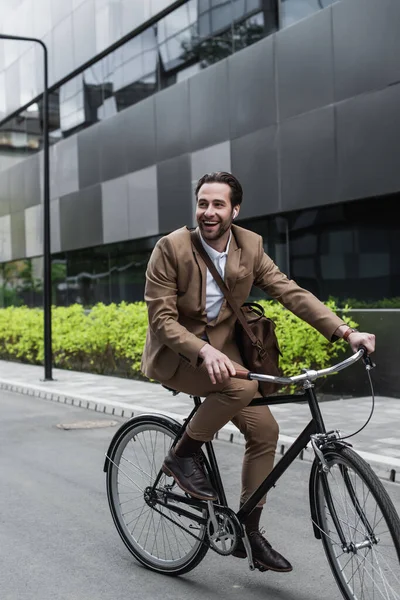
[141,171,375,573]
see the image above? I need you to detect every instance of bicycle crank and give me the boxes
[207,501,240,556]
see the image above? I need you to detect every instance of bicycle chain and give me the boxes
[149,503,211,549]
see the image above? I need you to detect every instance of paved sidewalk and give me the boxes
[1,360,399,482]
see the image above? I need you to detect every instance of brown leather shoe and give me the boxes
[233,530,293,572]
[162,448,217,501]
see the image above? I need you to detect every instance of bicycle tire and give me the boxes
[106,416,209,576]
[312,445,400,600]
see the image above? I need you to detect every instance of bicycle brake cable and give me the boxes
[338,359,375,441]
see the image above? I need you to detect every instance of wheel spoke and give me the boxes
[107,421,208,572]
[316,448,400,600]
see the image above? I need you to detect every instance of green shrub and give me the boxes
[0,300,357,386]
[258,299,357,391]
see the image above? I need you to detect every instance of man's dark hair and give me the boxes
[195,172,243,207]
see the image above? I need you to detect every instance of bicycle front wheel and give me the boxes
[313,446,400,600]
[106,416,209,575]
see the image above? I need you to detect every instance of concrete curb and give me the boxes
[1,378,399,485]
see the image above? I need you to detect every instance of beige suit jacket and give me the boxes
[141,225,345,382]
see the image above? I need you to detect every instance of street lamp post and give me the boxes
[0,34,52,380]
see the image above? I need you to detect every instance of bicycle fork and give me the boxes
[311,435,378,553]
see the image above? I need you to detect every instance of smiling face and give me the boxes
[195,182,240,251]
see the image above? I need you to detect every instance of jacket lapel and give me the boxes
[224,230,241,292]
[212,230,241,326]
[191,228,208,319]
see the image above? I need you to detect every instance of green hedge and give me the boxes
[0,300,357,385]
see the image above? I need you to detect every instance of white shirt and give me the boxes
[199,232,232,322]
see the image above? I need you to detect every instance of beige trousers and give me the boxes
[162,341,279,506]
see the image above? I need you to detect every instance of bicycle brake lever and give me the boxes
[359,345,376,370]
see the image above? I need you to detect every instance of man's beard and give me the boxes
[198,219,231,240]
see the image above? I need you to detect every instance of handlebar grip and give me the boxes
[234,369,251,380]
[359,345,375,369]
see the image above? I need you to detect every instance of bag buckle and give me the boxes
[255,341,267,358]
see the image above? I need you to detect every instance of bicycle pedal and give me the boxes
[254,560,269,573]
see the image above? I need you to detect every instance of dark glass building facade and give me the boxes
[0,1,399,315]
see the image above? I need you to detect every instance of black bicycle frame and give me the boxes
[151,385,327,526]
[238,385,325,522]
[148,379,377,550]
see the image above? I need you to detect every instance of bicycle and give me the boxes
[104,348,400,600]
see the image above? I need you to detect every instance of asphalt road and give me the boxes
[1,389,399,600]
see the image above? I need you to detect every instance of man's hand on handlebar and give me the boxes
[348,331,375,355]
[198,344,236,385]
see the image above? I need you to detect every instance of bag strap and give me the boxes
[190,230,259,345]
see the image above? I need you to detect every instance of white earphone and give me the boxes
[233,209,238,219]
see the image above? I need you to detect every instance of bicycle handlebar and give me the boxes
[234,347,370,384]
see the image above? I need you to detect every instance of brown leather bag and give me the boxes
[191,231,282,397]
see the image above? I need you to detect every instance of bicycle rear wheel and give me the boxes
[106,416,209,575]
[313,446,400,600]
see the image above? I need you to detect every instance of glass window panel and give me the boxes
[52,15,74,82]
[151,0,173,16]
[142,28,158,52]
[33,0,52,38]
[211,4,233,32]
[187,0,198,23]
[0,73,6,120]
[233,12,265,52]
[212,0,231,6]
[95,6,110,53]
[359,253,390,278]
[157,19,168,44]
[73,0,97,67]
[292,257,316,278]
[199,0,210,14]
[280,0,335,29]
[233,0,246,20]
[51,0,72,26]
[159,43,170,68]
[198,13,211,37]
[163,3,191,39]
[123,35,143,61]
[109,250,151,303]
[84,61,104,86]
[246,0,261,11]
[98,96,118,120]
[123,55,145,85]
[143,48,157,75]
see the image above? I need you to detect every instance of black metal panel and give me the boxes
[228,35,276,139]
[8,161,26,214]
[337,84,400,201]
[189,60,230,152]
[98,111,130,182]
[231,125,279,218]
[155,80,190,161]
[0,170,10,218]
[157,154,192,234]
[77,125,101,189]
[59,184,103,251]
[333,0,400,101]
[280,106,336,211]
[323,310,400,399]
[24,155,41,210]
[277,7,334,120]
[124,96,157,173]
[10,210,26,260]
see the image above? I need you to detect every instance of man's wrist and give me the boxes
[334,324,357,341]
[199,343,209,358]
[342,327,357,342]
